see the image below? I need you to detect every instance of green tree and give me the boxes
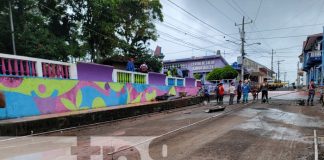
[135,53,164,72]
[0,0,163,67]
[206,65,238,81]
[220,65,238,79]
[193,73,202,80]
[0,0,82,61]
[71,0,163,62]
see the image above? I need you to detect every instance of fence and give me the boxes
[0,53,202,87]
[0,53,77,79]
[112,69,148,84]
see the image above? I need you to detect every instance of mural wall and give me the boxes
[0,76,199,119]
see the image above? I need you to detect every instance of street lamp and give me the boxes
[246,42,261,46]
[226,40,261,80]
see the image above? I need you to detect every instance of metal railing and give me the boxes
[113,69,148,84]
[0,53,77,79]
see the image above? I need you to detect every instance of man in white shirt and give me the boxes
[229,82,236,105]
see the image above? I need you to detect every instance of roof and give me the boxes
[303,33,322,51]
[240,56,275,74]
[163,55,229,65]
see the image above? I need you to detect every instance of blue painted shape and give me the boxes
[132,83,149,92]
[177,79,184,86]
[168,78,175,86]
[0,92,40,119]
[78,86,128,108]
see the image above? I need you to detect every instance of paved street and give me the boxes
[0,91,323,160]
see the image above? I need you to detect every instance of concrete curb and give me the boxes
[0,96,206,136]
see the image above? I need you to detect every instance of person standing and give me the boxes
[260,78,269,103]
[176,67,183,78]
[307,79,316,106]
[140,62,148,73]
[229,82,236,105]
[167,69,172,77]
[236,80,242,103]
[242,80,251,104]
[204,85,210,103]
[218,83,225,105]
[126,58,135,72]
[214,83,220,104]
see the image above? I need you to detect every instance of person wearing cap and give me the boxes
[236,80,242,103]
[307,79,316,106]
[229,82,236,105]
[242,80,251,104]
[218,83,225,105]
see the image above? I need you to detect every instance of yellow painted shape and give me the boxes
[61,98,78,111]
[168,87,176,96]
[95,82,106,90]
[109,82,125,92]
[0,78,78,98]
[76,90,83,107]
[131,93,142,103]
[145,90,156,101]
[92,97,106,109]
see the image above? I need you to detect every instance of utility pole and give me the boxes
[271,49,274,71]
[276,60,285,81]
[297,62,300,87]
[235,16,252,81]
[9,0,16,55]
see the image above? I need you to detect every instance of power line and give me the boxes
[253,0,263,22]
[275,44,301,50]
[189,22,324,39]
[223,0,245,17]
[246,34,310,40]
[158,37,199,50]
[158,30,216,53]
[166,0,239,41]
[205,0,235,23]
[231,0,253,20]
[160,22,225,46]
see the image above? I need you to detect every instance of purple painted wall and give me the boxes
[163,56,228,77]
[148,72,166,86]
[77,62,114,82]
[185,78,196,87]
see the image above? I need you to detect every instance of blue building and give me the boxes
[300,32,324,85]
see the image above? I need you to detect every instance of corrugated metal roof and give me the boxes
[303,33,322,51]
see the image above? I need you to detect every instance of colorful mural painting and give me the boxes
[0,76,199,119]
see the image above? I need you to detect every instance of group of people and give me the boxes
[126,58,148,73]
[203,78,270,105]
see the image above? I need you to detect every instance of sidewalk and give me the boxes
[0,96,203,136]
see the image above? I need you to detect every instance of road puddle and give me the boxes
[234,107,323,142]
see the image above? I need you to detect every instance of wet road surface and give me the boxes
[0,91,323,160]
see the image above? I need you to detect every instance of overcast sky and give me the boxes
[150,0,324,83]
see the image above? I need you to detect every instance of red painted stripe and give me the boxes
[14,59,18,75]
[32,61,36,76]
[25,60,30,76]
[20,60,25,76]
[8,59,12,75]
[42,63,47,77]
[1,58,6,75]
